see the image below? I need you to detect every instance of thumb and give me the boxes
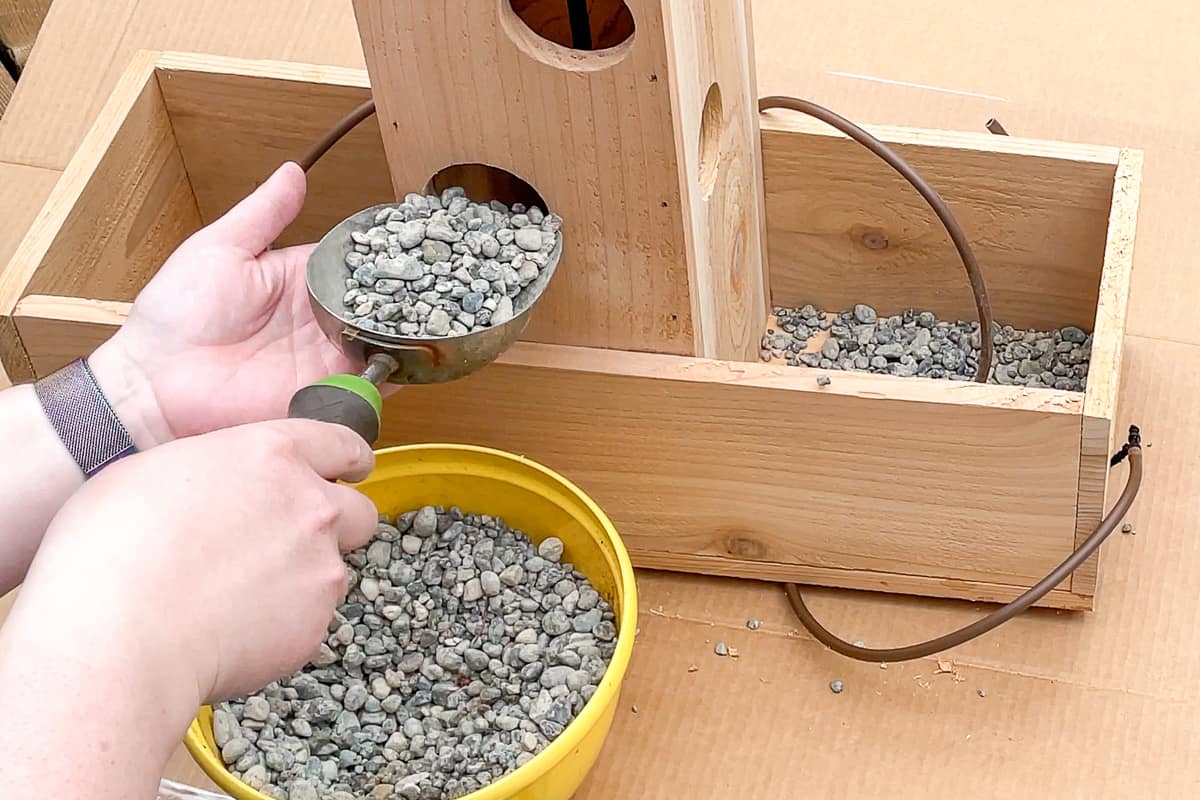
[202,162,307,255]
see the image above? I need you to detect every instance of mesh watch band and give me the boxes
[34,358,137,477]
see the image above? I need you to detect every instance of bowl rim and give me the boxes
[184,442,639,800]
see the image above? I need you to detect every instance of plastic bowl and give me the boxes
[184,444,636,800]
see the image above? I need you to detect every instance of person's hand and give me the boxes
[12,417,376,704]
[88,162,359,449]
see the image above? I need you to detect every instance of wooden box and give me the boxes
[0,50,1141,610]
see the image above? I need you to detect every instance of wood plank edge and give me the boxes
[0,49,162,314]
[154,51,371,90]
[0,315,34,383]
[759,113,1123,166]
[633,550,1093,611]
[11,295,1090,416]
[1083,147,1143,422]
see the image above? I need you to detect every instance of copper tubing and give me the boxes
[758,95,996,383]
[297,99,378,173]
[787,428,1144,662]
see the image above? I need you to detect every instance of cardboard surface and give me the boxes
[1,0,1199,795]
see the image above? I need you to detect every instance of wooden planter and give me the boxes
[0,50,1141,610]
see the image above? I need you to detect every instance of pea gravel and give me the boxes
[762,303,1092,391]
[215,506,616,800]
[340,188,562,338]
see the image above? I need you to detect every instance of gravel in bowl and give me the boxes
[340,188,562,338]
[213,506,616,800]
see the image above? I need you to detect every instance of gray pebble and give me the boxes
[481,571,502,597]
[714,641,729,656]
[853,304,877,324]
[746,619,761,630]
[244,697,270,722]
[830,680,844,694]
[463,578,483,602]
[538,537,565,562]
[426,309,452,337]
[213,708,239,748]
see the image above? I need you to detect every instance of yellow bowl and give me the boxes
[185,443,638,800]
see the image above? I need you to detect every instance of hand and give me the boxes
[14,418,376,703]
[89,162,359,449]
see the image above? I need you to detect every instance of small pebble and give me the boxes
[1121,522,1135,534]
[977,688,988,698]
[830,680,844,694]
[746,619,761,630]
[714,641,730,657]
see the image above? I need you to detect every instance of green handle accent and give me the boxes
[288,374,383,444]
[310,374,383,418]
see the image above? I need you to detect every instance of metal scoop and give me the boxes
[287,203,562,443]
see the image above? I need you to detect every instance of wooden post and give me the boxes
[350,0,769,360]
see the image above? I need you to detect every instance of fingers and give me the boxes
[323,482,379,552]
[266,418,375,482]
[202,162,307,255]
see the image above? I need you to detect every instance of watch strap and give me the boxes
[34,358,138,477]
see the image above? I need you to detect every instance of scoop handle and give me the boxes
[287,374,382,445]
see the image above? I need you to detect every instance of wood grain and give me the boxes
[0,161,60,382]
[760,115,1121,331]
[1072,414,1111,599]
[351,0,768,359]
[0,49,199,310]
[155,53,392,248]
[1084,148,1142,424]
[0,66,13,114]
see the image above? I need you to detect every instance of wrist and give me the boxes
[0,572,201,798]
[89,336,174,449]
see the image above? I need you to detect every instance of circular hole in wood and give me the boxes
[424,163,547,211]
[508,0,635,51]
[698,82,724,198]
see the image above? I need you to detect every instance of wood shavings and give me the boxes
[687,664,699,673]
[935,658,955,674]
